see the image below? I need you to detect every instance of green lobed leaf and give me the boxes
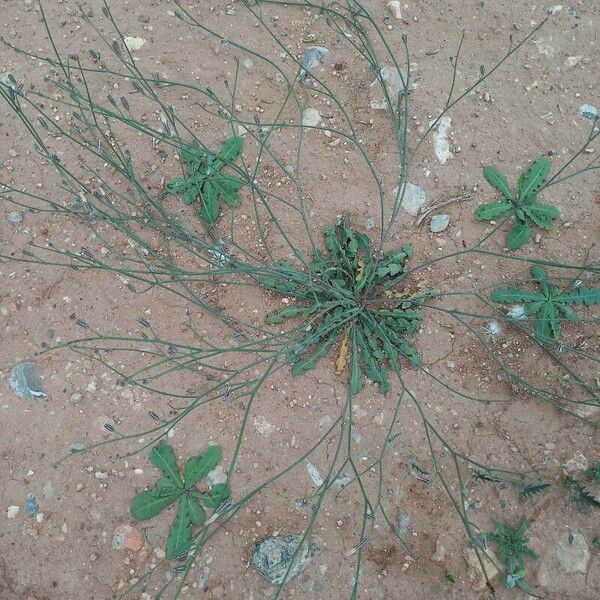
[349,327,363,395]
[505,219,531,250]
[150,442,183,486]
[475,201,513,221]
[558,304,578,321]
[521,203,559,230]
[182,188,198,205]
[490,288,543,303]
[166,177,192,194]
[166,499,193,559]
[215,136,244,164]
[548,303,560,340]
[518,156,550,201]
[183,496,206,527]
[483,166,513,199]
[212,174,243,207]
[202,483,231,509]
[267,305,312,325]
[183,445,223,486]
[199,180,219,224]
[290,328,341,376]
[180,143,203,164]
[534,303,553,343]
[130,484,180,521]
[555,287,600,306]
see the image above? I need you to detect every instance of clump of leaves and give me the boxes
[490,266,600,343]
[261,221,433,393]
[487,518,538,593]
[166,136,244,224]
[475,156,559,249]
[565,462,600,514]
[130,442,230,559]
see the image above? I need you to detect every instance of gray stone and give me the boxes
[9,361,46,400]
[579,104,598,121]
[251,533,319,585]
[370,66,407,110]
[302,108,321,128]
[7,211,23,224]
[300,47,328,86]
[429,214,450,233]
[557,532,590,574]
[392,183,427,216]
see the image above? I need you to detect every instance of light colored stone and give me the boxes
[432,537,447,562]
[206,465,227,488]
[7,211,23,224]
[579,103,598,121]
[432,116,453,165]
[564,56,583,69]
[563,451,588,473]
[123,36,146,52]
[251,533,319,585]
[556,532,590,574]
[302,108,321,127]
[369,66,413,110]
[300,46,328,86]
[464,548,499,590]
[386,1,402,19]
[392,183,427,216]
[430,214,450,233]
[7,506,20,519]
[306,462,323,487]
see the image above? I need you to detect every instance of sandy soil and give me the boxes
[1,1,599,599]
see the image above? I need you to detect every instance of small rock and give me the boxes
[564,56,583,69]
[153,547,166,559]
[7,211,23,224]
[306,462,323,487]
[42,483,54,500]
[137,15,150,23]
[302,108,321,127]
[24,493,39,515]
[563,451,588,473]
[206,465,227,488]
[242,58,254,71]
[432,537,447,562]
[397,512,411,537]
[579,104,598,121]
[548,4,564,15]
[430,214,450,233]
[386,1,402,19]
[7,506,20,519]
[432,116,453,165]
[8,148,18,158]
[95,471,109,480]
[300,46,328,86]
[123,36,146,52]
[112,524,143,552]
[369,66,412,110]
[35,513,44,523]
[251,533,320,585]
[464,548,499,589]
[9,361,46,400]
[557,532,590,574]
[333,473,352,488]
[392,183,427,216]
